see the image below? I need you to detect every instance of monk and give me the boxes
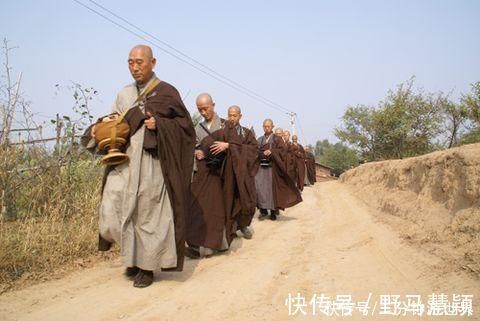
[255,120,302,221]
[186,93,229,259]
[304,146,317,185]
[292,135,306,191]
[274,127,284,140]
[199,105,259,241]
[282,130,297,185]
[82,45,195,287]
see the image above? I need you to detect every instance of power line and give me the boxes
[87,0,294,115]
[73,0,314,144]
[72,0,293,116]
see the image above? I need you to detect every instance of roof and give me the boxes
[315,162,333,170]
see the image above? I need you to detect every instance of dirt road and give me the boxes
[1,181,478,321]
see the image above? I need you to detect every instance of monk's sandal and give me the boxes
[240,227,253,239]
[125,266,140,279]
[133,269,154,288]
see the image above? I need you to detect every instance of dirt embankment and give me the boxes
[340,143,480,275]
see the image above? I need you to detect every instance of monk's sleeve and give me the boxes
[243,130,259,177]
[258,141,266,159]
[149,87,195,271]
[198,128,225,157]
[257,138,272,161]
[153,92,195,188]
[300,145,306,158]
[271,137,287,172]
[81,92,123,153]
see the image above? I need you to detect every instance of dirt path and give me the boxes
[1,182,478,321]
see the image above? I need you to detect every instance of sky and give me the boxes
[1,0,479,145]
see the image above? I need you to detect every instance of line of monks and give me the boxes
[83,45,318,287]
[185,93,317,259]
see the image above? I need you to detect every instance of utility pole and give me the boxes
[55,114,63,162]
[289,112,297,136]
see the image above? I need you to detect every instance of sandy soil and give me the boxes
[341,143,480,275]
[1,182,478,321]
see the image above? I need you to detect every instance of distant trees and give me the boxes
[462,81,480,124]
[313,139,359,176]
[335,78,480,162]
[459,82,480,144]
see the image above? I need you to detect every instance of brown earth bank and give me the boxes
[1,182,479,320]
[340,143,480,277]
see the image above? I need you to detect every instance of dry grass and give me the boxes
[0,147,116,293]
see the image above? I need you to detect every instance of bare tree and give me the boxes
[0,39,23,147]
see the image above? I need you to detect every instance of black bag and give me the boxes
[199,122,226,170]
[260,158,271,167]
[206,152,226,169]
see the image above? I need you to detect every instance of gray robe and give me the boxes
[193,114,224,172]
[195,114,224,147]
[255,134,275,210]
[99,77,177,271]
[304,164,312,186]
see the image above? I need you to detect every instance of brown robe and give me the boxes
[305,151,317,184]
[265,136,302,210]
[147,82,196,271]
[292,143,306,191]
[187,118,227,250]
[285,141,297,183]
[203,123,259,243]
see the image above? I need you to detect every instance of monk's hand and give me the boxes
[263,149,272,156]
[145,111,156,130]
[101,114,119,123]
[210,141,229,155]
[195,149,205,160]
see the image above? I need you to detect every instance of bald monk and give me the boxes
[291,135,306,191]
[255,120,301,221]
[82,45,195,287]
[255,119,276,220]
[304,146,317,185]
[274,127,284,139]
[282,130,297,185]
[198,105,259,242]
[186,93,228,258]
[274,127,287,169]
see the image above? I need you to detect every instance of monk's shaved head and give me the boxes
[196,93,215,122]
[263,119,274,127]
[228,105,241,114]
[196,93,213,106]
[129,45,154,59]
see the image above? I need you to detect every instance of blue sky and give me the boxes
[1,0,479,145]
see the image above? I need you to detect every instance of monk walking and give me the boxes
[255,120,302,221]
[83,45,195,287]
[186,93,229,258]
